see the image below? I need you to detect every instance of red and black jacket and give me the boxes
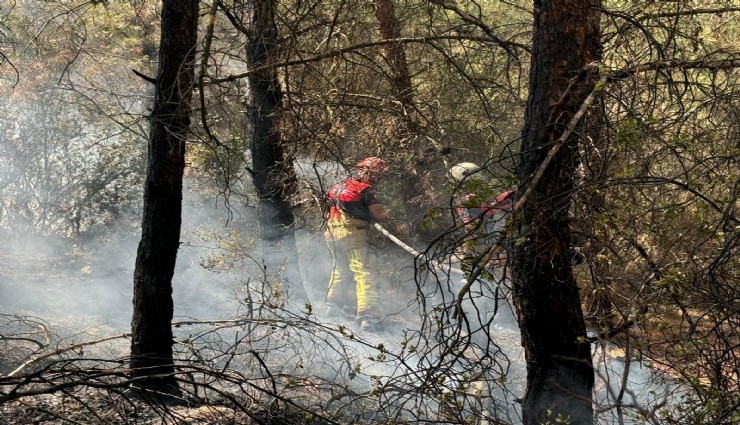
[454,190,512,223]
[326,178,381,223]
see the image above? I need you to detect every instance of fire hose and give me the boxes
[372,223,465,277]
[372,223,515,308]
[372,223,514,321]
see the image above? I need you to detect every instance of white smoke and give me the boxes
[0,166,688,425]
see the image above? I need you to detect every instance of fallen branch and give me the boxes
[6,333,130,378]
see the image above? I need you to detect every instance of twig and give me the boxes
[6,333,130,377]
[131,69,155,84]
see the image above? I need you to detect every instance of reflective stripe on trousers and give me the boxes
[325,225,379,317]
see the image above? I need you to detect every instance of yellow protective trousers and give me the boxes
[324,218,380,318]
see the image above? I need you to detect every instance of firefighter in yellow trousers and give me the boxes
[324,157,389,331]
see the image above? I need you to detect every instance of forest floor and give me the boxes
[0,230,712,425]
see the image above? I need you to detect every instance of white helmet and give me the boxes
[449,162,482,182]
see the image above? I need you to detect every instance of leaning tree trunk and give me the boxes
[374,0,431,235]
[247,0,309,304]
[130,0,199,395]
[512,1,596,423]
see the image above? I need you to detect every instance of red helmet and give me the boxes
[356,157,388,174]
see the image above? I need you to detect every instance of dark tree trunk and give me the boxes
[247,0,309,304]
[375,0,414,111]
[374,0,430,235]
[512,1,596,423]
[130,0,198,395]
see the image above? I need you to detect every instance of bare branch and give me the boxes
[210,35,524,84]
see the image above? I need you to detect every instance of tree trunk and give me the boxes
[130,0,198,395]
[512,1,596,423]
[247,0,309,304]
[374,0,430,235]
[375,0,415,112]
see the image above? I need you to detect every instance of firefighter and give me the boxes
[324,157,390,331]
[447,162,516,330]
[448,162,510,265]
[449,162,582,281]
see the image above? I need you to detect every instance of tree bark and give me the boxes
[375,0,415,112]
[374,0,419,225]
[247,0,309,304]
[513,1,596,423]
[130,0,198,395]
[374,0,430,235]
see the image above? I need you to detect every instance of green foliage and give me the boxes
[419,207,445,231]
[541,408,571,425]
[187,130,250,190]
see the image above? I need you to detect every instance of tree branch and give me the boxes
[607,58,740,82]
[209,35,525,84]
[6,333,130,377]
[427,0,520,60]
[131,68,155,84]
